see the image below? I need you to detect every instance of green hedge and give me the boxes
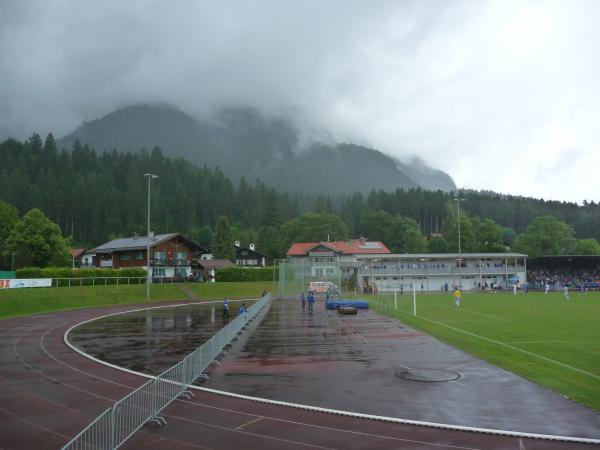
[16,267,147,279]
[216,266,277,282]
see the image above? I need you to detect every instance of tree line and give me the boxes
[1,133,599,269]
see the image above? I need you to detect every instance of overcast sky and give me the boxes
[1,0,598,203]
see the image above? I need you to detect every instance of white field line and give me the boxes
[433,304,509,322]
[506,341,600,345]
[402,314,600,381]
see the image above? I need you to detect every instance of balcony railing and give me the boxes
[151,258,190,266]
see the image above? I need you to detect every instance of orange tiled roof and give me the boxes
[287,240,391,256]
[70,248,86,258]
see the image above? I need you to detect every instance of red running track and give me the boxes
[0,301,595,450]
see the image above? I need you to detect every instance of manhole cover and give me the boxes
[395,367,460,382]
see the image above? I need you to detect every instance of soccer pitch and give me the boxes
[364,290,600,412]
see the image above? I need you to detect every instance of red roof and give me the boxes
[287,240,391,256]
[70,248,86,258]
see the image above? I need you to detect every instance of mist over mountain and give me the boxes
[58,104,456,195]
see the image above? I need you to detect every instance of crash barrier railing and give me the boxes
[61,293,272,450]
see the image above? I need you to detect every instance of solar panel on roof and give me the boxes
[359,242,382,249]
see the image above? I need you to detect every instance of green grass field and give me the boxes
[0,281,275,320]
[357,290,600,412]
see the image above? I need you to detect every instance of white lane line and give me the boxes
[235,416,263,430]
[433,304,509,322]
[446,361,479,371]
[405,315,600,380]
[353,328,370,344]
[194,386,600,445]
[176,403,485,450]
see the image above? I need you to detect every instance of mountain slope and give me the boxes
[59,104,456,194]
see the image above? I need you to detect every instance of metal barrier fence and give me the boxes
[61,293,272,450]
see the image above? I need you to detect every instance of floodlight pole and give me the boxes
[454,197,465,287]
[145,173,159,302]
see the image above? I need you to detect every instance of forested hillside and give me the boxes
[57,104,456,195]
[1,134,599,258]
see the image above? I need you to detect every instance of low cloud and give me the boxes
[1,0,599,202]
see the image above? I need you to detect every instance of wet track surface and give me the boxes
[0,299,597,449]
[69,300,253,374]
[203,299,600,439]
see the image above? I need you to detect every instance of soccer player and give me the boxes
[453,288,461,307]
[545,283,549,295]
[563,285,570,301]
[513,284,517,295]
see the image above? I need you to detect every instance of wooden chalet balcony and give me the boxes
[151,258,190,266]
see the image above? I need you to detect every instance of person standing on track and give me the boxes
[300,291,306,309]
[223,297,230,322]
[453,288,461,307]
[308,290,315,313]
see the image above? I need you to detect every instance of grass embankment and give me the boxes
[354,290,600,412]
[0,281,275,320]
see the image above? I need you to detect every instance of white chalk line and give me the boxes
[506,341,600,345]
[432,304,510,322]
[402,314,600,381]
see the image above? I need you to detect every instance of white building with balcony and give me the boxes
[356,253,528,292]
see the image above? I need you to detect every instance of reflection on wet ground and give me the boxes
[203,299,600,439]
[69,300,253,375]
[69,298,600,439]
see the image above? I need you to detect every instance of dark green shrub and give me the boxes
[216,266,277,282]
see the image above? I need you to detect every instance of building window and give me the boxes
[119,253,131,261]
[175,268,187,276]
[176,252,187,260]
[154,251,167,264]
[154,268,166,277]
[136,251,144,260]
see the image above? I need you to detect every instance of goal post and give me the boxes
[372,282,417,316]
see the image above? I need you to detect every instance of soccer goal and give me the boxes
[276,258,343,300]
[372,282,418,316]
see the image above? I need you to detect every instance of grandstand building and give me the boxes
[355,253,527,292]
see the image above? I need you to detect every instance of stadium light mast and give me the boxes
[145,173,159,302]
[454,197,465,287]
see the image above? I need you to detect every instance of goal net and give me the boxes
[371,282,418,316]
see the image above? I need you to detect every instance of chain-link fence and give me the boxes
[277,258,343,299]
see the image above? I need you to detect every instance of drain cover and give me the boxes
[395,367,460,382]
